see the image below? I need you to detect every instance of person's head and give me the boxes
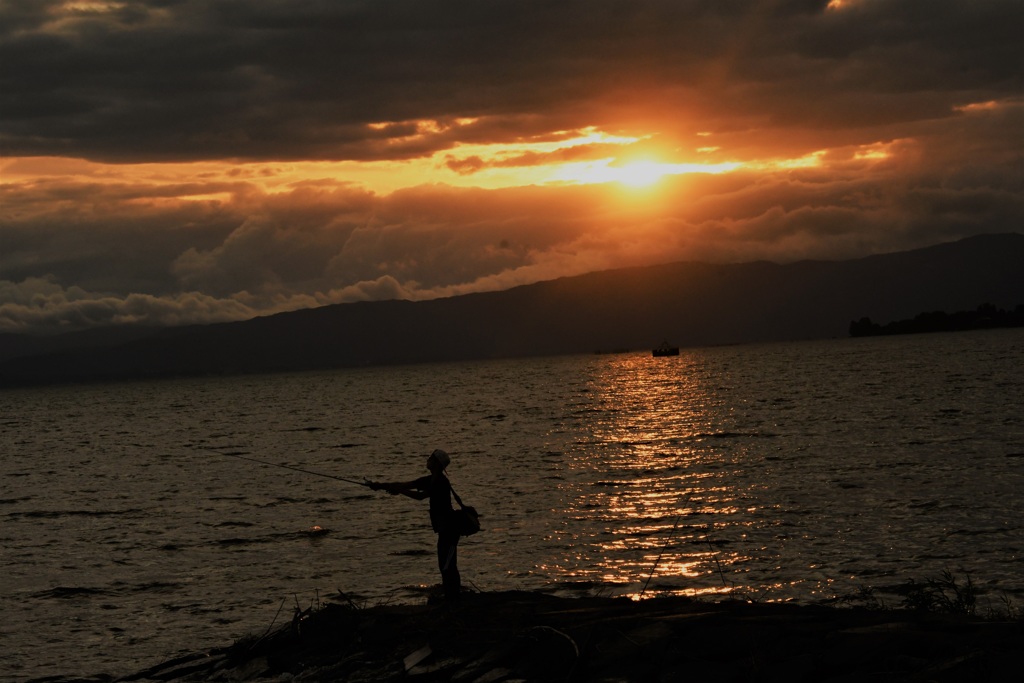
[427,449,450,473]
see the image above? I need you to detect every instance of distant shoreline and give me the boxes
[3,234,1023,387]
[850,303,1024,337]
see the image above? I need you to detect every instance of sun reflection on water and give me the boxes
[550,352,770,600]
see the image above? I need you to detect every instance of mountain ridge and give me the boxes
[2,233,1023,386]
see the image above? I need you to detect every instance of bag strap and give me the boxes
[449,482,468,509]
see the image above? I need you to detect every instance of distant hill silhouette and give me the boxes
[849,303,1024,337]
[2,233,1023,386]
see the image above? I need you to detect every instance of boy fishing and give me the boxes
[368,449,462,600]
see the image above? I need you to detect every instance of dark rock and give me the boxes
[117,590,1024,683]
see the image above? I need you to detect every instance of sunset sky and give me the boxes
[2,0,1021,334]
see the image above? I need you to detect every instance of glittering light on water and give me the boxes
[552,352,771,599]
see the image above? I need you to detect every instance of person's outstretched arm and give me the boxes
[368,479,429,500]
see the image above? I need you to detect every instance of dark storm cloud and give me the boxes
[2,0,1020,162]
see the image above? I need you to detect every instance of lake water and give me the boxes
[2,329,1023,681]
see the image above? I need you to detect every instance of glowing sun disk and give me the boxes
[549,159,742,187]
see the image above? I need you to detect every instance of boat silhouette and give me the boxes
[652,341,679,357]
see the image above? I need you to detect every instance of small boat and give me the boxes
[652,341,679,357]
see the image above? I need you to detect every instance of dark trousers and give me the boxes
[436,532,461,599]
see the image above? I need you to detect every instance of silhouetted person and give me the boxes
[369,449,462,600]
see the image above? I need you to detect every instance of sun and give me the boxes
[546,158,673,187]
[543,157,742,188]
[616,161,672,187]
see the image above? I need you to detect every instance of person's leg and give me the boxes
[437,533,461,599]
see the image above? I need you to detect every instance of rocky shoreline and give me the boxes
[101,590,1024,683]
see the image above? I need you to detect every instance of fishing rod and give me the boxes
[640,513,684,597]
[639,483,731,596]
[214,450,371,487]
